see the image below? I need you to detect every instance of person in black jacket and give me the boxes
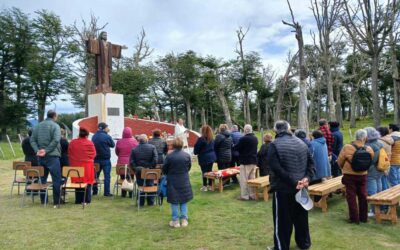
[267,120,315,250]
[163,137,193,228]
[257,133,273,176]
[59,128,70,168]
[194,125,217,192]
[130,134,158,206]
[22,130,38,166]
[233,124,258,200]
[214,124,233,170]
[149,129,168,165]
[329,121,343,177]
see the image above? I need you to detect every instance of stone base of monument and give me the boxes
[88,92,124,139]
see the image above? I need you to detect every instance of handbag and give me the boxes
[121,165,134,192]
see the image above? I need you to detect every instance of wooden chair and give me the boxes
[60,166,87,209]
[137,168,162,211]
[113,164,135,198]
[21,166,51,207]
[94,163,103,196]
[11,161,31,197]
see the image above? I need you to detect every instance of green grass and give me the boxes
[0,142,24,160]
[1,158,400,250]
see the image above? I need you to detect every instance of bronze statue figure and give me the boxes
[86,31,127,93]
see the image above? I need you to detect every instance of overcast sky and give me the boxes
[1,0,316,114]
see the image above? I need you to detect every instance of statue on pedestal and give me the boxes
[86,31,127,93]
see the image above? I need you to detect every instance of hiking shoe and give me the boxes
[181,219,189,227]
[368,212,375,217]
[169,220,181,228]
[200,186,208,192]
[207,186,212,191]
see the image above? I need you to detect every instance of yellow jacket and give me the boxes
[337,140,374,175]
[390,132,400,165]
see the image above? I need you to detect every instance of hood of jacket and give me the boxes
[330,127,340,133]
[313,137,326,145]
[122,127,132,138]
[222,130,231,137]
[379,134,394,145]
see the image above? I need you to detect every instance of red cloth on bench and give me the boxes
[206,167,240,178]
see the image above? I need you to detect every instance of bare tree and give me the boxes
[235,26,251,124]
[283,0,309,133]
[341,0,399,127]
[275,51,297,121]
[389,5,400,124]
[311,0,342,121]
[72,14,107,116]
[133,28,154,68]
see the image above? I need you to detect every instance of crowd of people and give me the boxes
[21,110,400,246]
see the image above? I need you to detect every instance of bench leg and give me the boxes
[210,179,215,191]
[390,205,397,224]
[263,186,269,201]
[374,205,382,224]
[219,178,223,193]
[320,195,328,212]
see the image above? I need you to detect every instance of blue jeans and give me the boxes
[39,156,61,205]
[381,175,390,191]
[388,165,400,186]
[93,159,111,195]
[171,203,188,221]
[367,170,383,212]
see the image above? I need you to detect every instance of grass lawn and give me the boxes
[1,158,400,250]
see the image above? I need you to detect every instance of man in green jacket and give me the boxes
[30,110,62,207]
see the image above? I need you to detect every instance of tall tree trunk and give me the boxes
[257,98,261,130]
[297,40,309,133]
[390,32,400,124]
[264,98,270,129]
[371,55,381,127]
[38,98,46,122]
[382,89,388,118]
[335,83,343,125]
[185,99,192,130]
[216,88,232,127]
[153,105,160,121]
[201,107,206,125]
[193,109,198,130]
[356,95,361,119]
[275,83,284,121]
[246,91,251,124]
[210,105,214,129]
[350,86,357,128]
[326,62,336,121]
[169,102,174,122]
[317,78,322,121]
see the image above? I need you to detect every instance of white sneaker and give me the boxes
[200,186,208,192]
[169,220,181,228]
[181,219,189,227]
[207,186,212,191]
[368,212,375,217]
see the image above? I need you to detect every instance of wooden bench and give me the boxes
[247,176,270,201]
[204,167,240,192]
[367,185,400,224]
[308,176,344,212]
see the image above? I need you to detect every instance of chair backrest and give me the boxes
[140,168,161,181]
[63,166,85,178]
[116,164,128,175]
[23,166,44,178]
[94,163,100,173]
[13,161,31,170]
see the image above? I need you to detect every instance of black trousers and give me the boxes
[272,192,311,250]
[200,163,213,186]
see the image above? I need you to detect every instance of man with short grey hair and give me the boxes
[267,120,315,250]
[337,129,374,224]
[233,124,258,200]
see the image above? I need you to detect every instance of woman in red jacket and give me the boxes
[116,127,138,197]
[68,127,96,204]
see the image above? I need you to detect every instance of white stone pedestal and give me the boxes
[88,93,124,139]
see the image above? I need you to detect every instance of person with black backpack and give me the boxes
[337,129,374,224]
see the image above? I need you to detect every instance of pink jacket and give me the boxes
[115,127,138,165]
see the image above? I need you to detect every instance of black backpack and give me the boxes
[351,144,372,172]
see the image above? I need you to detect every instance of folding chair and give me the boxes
[137,168,162,211]
[94,163,103,197]
[21,166,51,207]
[113,164,135,198]
[11,161,31,197]
[60,166,87,209]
